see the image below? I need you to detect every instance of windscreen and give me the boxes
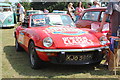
[31,14,76,27]
[0,6,12,12]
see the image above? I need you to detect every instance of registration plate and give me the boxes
[66,54,92,61]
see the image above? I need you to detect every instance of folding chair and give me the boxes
[108,36,120,75]
[113,38,120,75]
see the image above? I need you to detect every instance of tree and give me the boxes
[31,2,58,12]
[30,2,88,12]
[20,2,31,10]
[31,2,69,12]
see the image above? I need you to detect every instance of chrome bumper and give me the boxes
[35,46,109,52]
[0,24,15,27]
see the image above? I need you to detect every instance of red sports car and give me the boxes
[14,13,110,69]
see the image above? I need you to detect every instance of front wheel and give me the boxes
[29,41,44,69]
[15,39,23,51]
[91,61,101,67]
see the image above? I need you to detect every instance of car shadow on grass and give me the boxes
[0,27,14,29]
[3,46,118,78]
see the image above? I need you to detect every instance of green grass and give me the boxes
[1,27,120,79]
[0,27,2,79]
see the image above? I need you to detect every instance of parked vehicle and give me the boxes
[25,10,43,19]
[14,13,110,69]
[0,3,16,27]
[75,7,110,35]
[52,10,67,14]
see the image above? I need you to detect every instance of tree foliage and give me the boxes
[30,2,88,12]
[20,2,31,10]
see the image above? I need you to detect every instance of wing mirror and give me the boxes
[106,18,110,23]
[22,19,29,28]
[106,16,110,23]
[22,22,28,28]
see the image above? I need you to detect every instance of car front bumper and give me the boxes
[35,46,109,52]
[35,46,109,65]
[0,24,15,27]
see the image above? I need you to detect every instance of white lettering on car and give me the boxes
[44,27,87,33]
[62,37,94,46]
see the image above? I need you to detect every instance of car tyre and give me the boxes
[29,41,44,69]
[91,61,101,67]
[15,39,23,51]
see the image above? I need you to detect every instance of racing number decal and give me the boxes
[18,32,24,44]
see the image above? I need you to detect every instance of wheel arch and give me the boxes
[27,39,34,53]
[28,39,34,47]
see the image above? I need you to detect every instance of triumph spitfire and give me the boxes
[14,13,110,69]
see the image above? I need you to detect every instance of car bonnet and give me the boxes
[41,26,102,48]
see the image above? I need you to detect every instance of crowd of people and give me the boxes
[16,1,101,23]
[67,1,100,22]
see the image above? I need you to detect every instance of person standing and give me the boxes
[18,3,25,23]
[31,7,33,10]
[97,0,120,71]
[91,1,100,8]
[16,3,20,22]
[75,1,84,22]
[44,8,49,13]
[67,3,76,21]
[97,1,120,36]
[87,2,92,8]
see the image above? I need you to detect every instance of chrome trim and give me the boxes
[35,46,109,52]
[0,24,15,27]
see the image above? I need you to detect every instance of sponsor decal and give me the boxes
[18,32,24,44]
[62,37,94,46]
[44,27,88,36]
[33,18,45,25]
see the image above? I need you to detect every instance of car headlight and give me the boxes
[8,16,13,22]
[8,19,12,22]
[43,37,53,47]
[9,15,12,18]
[99,36,109,45]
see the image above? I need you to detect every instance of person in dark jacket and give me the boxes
[97,0,120,71]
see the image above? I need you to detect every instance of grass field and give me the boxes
[1,27,120,79]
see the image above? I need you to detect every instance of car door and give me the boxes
[18,22,29,50]
[76,11,100,29]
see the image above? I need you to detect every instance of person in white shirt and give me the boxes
[18,3,25,22]
[44,8,49,13]
[91,1,100,8]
